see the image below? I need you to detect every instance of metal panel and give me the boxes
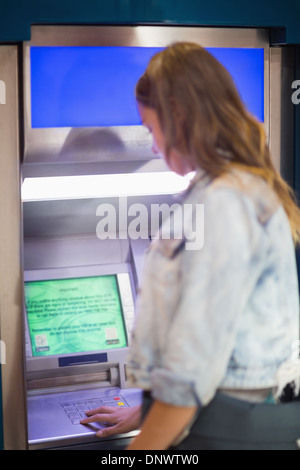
[0,46,27,449]
[292,47,300,198]
[269,47,295,180]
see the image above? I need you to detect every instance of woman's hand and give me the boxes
[80,405,141,438]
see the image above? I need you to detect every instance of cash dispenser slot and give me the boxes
[26,364,119,392]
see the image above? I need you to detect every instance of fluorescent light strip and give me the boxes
[21,172,194,202]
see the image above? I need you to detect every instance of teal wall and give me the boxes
[0,0,300,43]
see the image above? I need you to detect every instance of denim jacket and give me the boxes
[126,169,300,407]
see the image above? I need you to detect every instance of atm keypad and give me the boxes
[60,396,128,424]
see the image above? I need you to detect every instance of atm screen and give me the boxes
[30,46,162,128]
[30,46,264,128]
[24,274,129,357]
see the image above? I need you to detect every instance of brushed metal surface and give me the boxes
[0,45,27,450]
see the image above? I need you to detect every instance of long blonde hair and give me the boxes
[136,42,300,244]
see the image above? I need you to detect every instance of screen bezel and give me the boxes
[23,25,270,165]
[24,263,136,374]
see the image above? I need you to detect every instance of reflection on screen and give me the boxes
[25,275,127,357]
[30,46,264,128]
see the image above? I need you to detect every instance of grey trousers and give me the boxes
[142,391,300,450]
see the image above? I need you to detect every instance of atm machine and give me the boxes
[18,25,294,449]
[21,25,194,450]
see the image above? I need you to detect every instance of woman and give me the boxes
[81,42,300,449]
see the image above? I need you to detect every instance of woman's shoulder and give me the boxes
[203,168,281,225]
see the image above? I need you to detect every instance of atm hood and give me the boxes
[21,25,269,179]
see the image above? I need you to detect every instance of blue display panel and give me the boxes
[208,47,264,123]
[30,46,264,128]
